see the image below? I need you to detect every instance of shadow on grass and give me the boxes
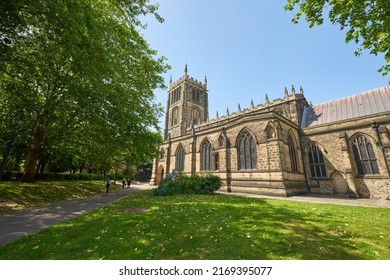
[0,191,387,260]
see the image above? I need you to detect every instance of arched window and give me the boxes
[288,134,298,172]
[352,136,379,175]
[191,108,200,125]
[171,107,178,126]
[176,145,185,172]
[192,88,196,102]
[201,140,213,171]
[308,144,327,178]
[237,131,257,170]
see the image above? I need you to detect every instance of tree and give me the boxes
[1,0,169,182]
[285,0,390,79]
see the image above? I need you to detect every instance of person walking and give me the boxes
[170,169,176,181]
[122,178,126,189]
[127,178,131,188]
[105,178,111,193]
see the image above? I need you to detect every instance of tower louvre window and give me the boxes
[171,107,178,126]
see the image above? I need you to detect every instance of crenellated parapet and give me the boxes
[186,84,307,133]
[169,64,207,90]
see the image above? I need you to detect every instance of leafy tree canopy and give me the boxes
[0,0,169,181]
[285,0,390,79]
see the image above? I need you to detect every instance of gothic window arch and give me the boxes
[237,130,257,170]
[171,107,178,126]
[201,139,213,171]
[287,133,298,172]
[176,145,185,172]
[192,88,196,102]
[191,108,200,125]
[352,135,379,175]
[308,143,327,178]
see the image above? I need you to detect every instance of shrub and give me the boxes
[198,174,222,194]
[153,174,221,196]
[153,178,184,196]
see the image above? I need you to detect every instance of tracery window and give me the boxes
[201,140,213,171]
[191,108,200,125]
[176,145,185,172]
[352,136,379,175]
[171,107,178,126]
[237,131,257,170]
[288,134,298,172]
[308,144,327,178]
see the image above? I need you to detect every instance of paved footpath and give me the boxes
[0,182,153,247]
[1,183,389,247]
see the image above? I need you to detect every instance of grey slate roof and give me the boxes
[301,86,390,128]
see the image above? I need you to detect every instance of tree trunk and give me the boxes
[21,128,43,182]
[79,161,86,174]
[0,129,17,180]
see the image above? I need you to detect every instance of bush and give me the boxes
[153,174,221,196]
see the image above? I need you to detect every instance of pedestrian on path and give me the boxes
[127,178,131,188]
[105,178,111,193]
[122,178,126,189]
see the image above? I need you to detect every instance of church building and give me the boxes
[151,65,390,198]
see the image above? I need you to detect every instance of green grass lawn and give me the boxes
[0,190,389,260]
[0,180,120,213]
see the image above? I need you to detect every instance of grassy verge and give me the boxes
[0,180,121,213]
[0,190,389,260]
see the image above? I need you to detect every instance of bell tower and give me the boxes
[164,65,208,140]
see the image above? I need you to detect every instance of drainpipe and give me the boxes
[371,121,390,177]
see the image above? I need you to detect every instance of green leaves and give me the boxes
[285,0,390,79]
[0,0,169,179]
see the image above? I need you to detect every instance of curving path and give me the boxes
[0,182,153,246]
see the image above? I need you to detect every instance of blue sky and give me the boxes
[141,0,389,128]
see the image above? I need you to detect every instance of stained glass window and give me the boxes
[352,136,379,175]
[288,134,298,172]
[201,140,213,171]
[238,131,257,170]
[308,144,327,178]
[176,145,185,172]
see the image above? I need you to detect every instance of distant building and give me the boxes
[151,65,390,198]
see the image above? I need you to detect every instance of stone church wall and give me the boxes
[301,115,390,198]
